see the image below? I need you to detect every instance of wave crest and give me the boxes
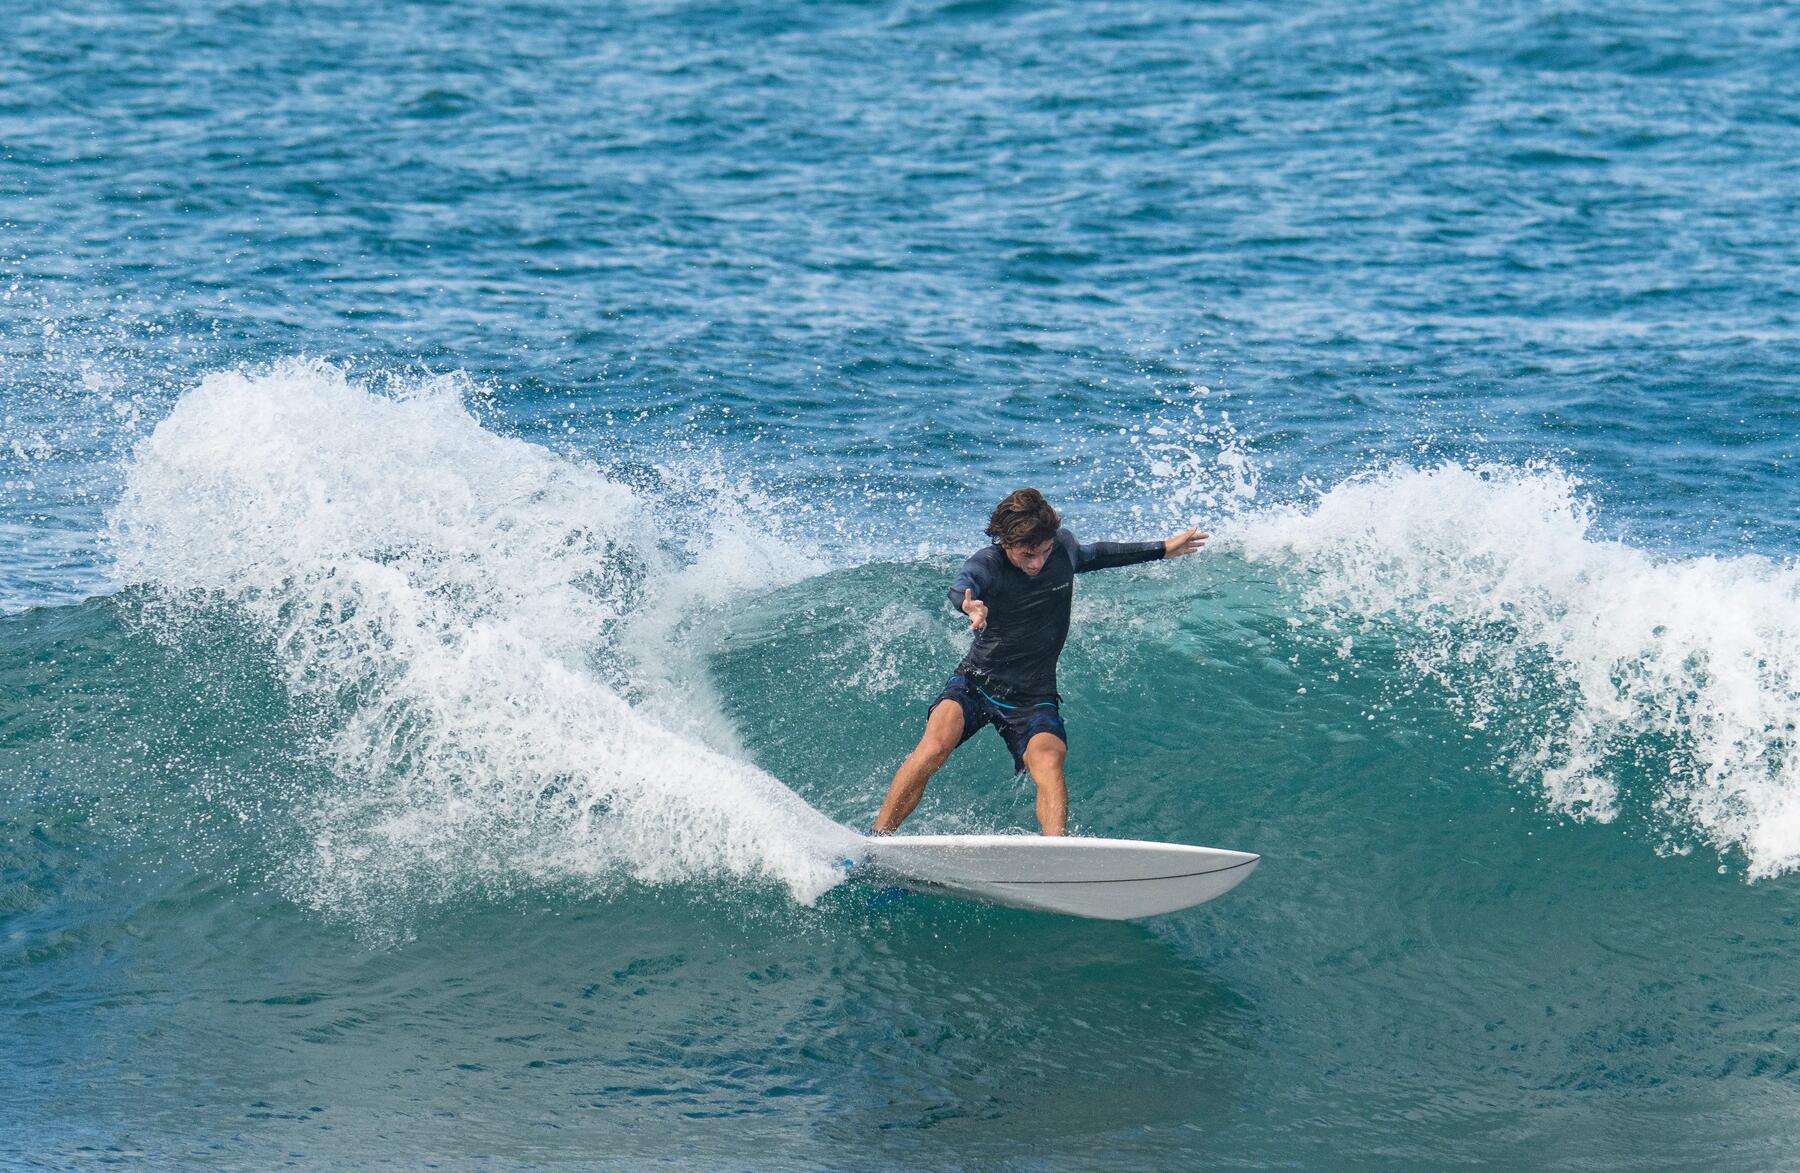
[1235,461,1800,879]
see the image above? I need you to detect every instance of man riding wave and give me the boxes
[873,488,1207,836]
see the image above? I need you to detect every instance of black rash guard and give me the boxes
[947,527,1164,701]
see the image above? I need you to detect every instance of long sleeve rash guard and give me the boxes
[946,527,1164,700]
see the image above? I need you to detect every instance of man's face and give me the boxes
[1003,537,1056,577]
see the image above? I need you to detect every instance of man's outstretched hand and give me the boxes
[961,588,989,631]
[1163,526,1209,559]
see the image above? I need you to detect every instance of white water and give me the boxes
[1234,462,1800,879]
[108,360,857,922]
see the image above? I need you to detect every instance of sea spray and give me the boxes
[106,360,857,927]
[1232,461,1800,879]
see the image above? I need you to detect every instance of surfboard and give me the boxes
[848,833,1258,920]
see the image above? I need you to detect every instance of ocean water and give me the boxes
[4,0,1799,1166]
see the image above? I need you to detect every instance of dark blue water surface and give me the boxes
[4,1,1799,1167]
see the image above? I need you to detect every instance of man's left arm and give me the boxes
[1071,526,1208,572]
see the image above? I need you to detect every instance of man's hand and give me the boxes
[1163,526,1209,559]
[961,588,988,631]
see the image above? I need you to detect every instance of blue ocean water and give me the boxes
[4,0,1800,1166]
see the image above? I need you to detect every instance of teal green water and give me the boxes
[6,545,1798,1166]
[5,0,1800,1166]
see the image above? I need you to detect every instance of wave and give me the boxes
[1233,462,1800,879]
[106,360,858,930]
[97,361,1800,928]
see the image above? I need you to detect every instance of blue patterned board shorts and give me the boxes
[930,673,1067,773]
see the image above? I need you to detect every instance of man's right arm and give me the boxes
[947,548,999,614]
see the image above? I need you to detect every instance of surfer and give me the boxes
[872,488,1207,836]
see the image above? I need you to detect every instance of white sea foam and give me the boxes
[1090,384,1262,530]
[1232,461,1800,879]
[107,360,857,921]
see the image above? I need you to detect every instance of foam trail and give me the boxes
[1232,462,1800,879]
[108,360,857,923]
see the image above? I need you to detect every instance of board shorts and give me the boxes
[929,673,1067,773]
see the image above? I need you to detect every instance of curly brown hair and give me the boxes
[985,488,1060,548]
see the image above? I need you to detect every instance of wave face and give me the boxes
[106,361,856,928]
[1234,463,1800,879]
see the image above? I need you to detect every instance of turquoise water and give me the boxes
[5,1,1800,1166]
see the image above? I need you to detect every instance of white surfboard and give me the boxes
[849,833,1258,920]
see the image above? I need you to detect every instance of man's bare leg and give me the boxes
[873,701,965,835]
[1021,732,1068,836]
